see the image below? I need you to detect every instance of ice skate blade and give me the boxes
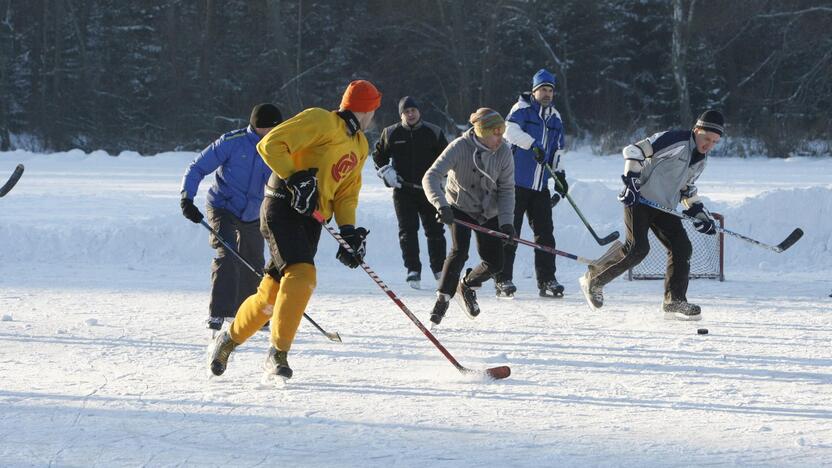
[495,292,515,299]
[408,280,421,290]
[261,373,289,386]
[539,290,564,299]
[663,311,702,321]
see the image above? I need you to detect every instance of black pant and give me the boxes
[592,204,692,302]
[437,208,503,296]
[207,206,264,319]
[497,186,556,283]
[260,193,322,280]
[393,188,446,275]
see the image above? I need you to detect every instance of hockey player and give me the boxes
[423,108,515,325]
[372,96,449,289]
[208,80,382,380]
[579,110,724,321]
[495,68,568,298]
[180,103,283,332]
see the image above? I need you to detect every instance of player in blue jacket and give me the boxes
[494,69,568,298]
[180,103,283,332]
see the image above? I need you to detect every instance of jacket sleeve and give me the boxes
[422,140,457,209]
[256,109,328,179]
[371,127,390,169]
[180,137,229,198]
[496,145,516,226]
[504,105,535,150]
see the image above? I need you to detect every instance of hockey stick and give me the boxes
[542,162,619,245]
[313,210,511,380]
[199,219,342,343]
[452,218,604,265]
[637,197,803,253]
[0,164,24,197]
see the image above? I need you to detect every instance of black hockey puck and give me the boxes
[697,328,709,335]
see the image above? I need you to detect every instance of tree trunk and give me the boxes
[672,0,692,126]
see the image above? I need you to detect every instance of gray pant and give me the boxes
[207,206,264,319]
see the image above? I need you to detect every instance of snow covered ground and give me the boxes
[1,149,831,467]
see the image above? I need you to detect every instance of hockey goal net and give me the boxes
[629,212,724,281]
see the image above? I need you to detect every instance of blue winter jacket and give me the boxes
[180,126,272,222]
[504,92,566,191]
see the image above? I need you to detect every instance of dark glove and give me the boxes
[180,197,203,223]
[532,144,546,164]
[683,203,716,235]
[336,225,369,268]
[436,206,454,225]
[553,170,568,196]
[550,192,561,208]
[617,171,641,207]
[499,223,517,246]
[286,168,318,216]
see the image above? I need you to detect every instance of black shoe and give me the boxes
[456,272,480,319]
[430,293,450,325]
[662,300,702,321]
[263,346,293,380]
[208,331,238,376]
[495,280,517,298]
[206,317,224,331]
[407,270,421,290]
[538,278,564,298]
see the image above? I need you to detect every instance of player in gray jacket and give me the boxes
[579,110,724,321]
[422,108,515,325]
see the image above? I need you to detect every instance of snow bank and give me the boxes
[1,149,830,276]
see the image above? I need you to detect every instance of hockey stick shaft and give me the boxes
[542,162,619,245]
[452,218,597,265]
[199,220,342,342]
[0,164,24,197]
[313,211,510,380]
[637,197,803,253]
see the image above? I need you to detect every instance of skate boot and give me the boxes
[430,293,451,326]
[407,270,421,290]
[433,271,442,281]
[263,346,293,380]
[495,280,517,298]
[578,272,604,310]
[455,270,480,319]
[538,278,564,298]
[662,300,702,321]
[208,331,238,376]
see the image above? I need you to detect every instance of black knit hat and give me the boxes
[694,110,725,136]
[250,103,283,129]
[398,96,419,115]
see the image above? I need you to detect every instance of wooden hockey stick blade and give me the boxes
[484,365,512,380]
[775,228,803,252]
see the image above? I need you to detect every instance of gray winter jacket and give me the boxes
[422,128,515,226]
[623,129,707,209]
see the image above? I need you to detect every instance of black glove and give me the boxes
[683,203,716,235]
[180,197,203,223]
[336,225,369,268]
[499,223,517,246]
[286,168,318,216]
[617,171,641,207]
[553,170,568,196]
[532,144,546,164]
[436,206,454,225]
[550,192,561,208]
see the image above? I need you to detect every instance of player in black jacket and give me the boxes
[373,96,449,289]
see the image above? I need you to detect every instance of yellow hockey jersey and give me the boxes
[257,108,368,226]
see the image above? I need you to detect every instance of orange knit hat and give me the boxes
[340,80,382,113]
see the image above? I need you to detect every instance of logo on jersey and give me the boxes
[332,152,358,182]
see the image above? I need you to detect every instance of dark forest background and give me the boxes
[0,0,830,156]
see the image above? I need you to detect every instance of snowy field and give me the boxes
[1,149,831,467]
